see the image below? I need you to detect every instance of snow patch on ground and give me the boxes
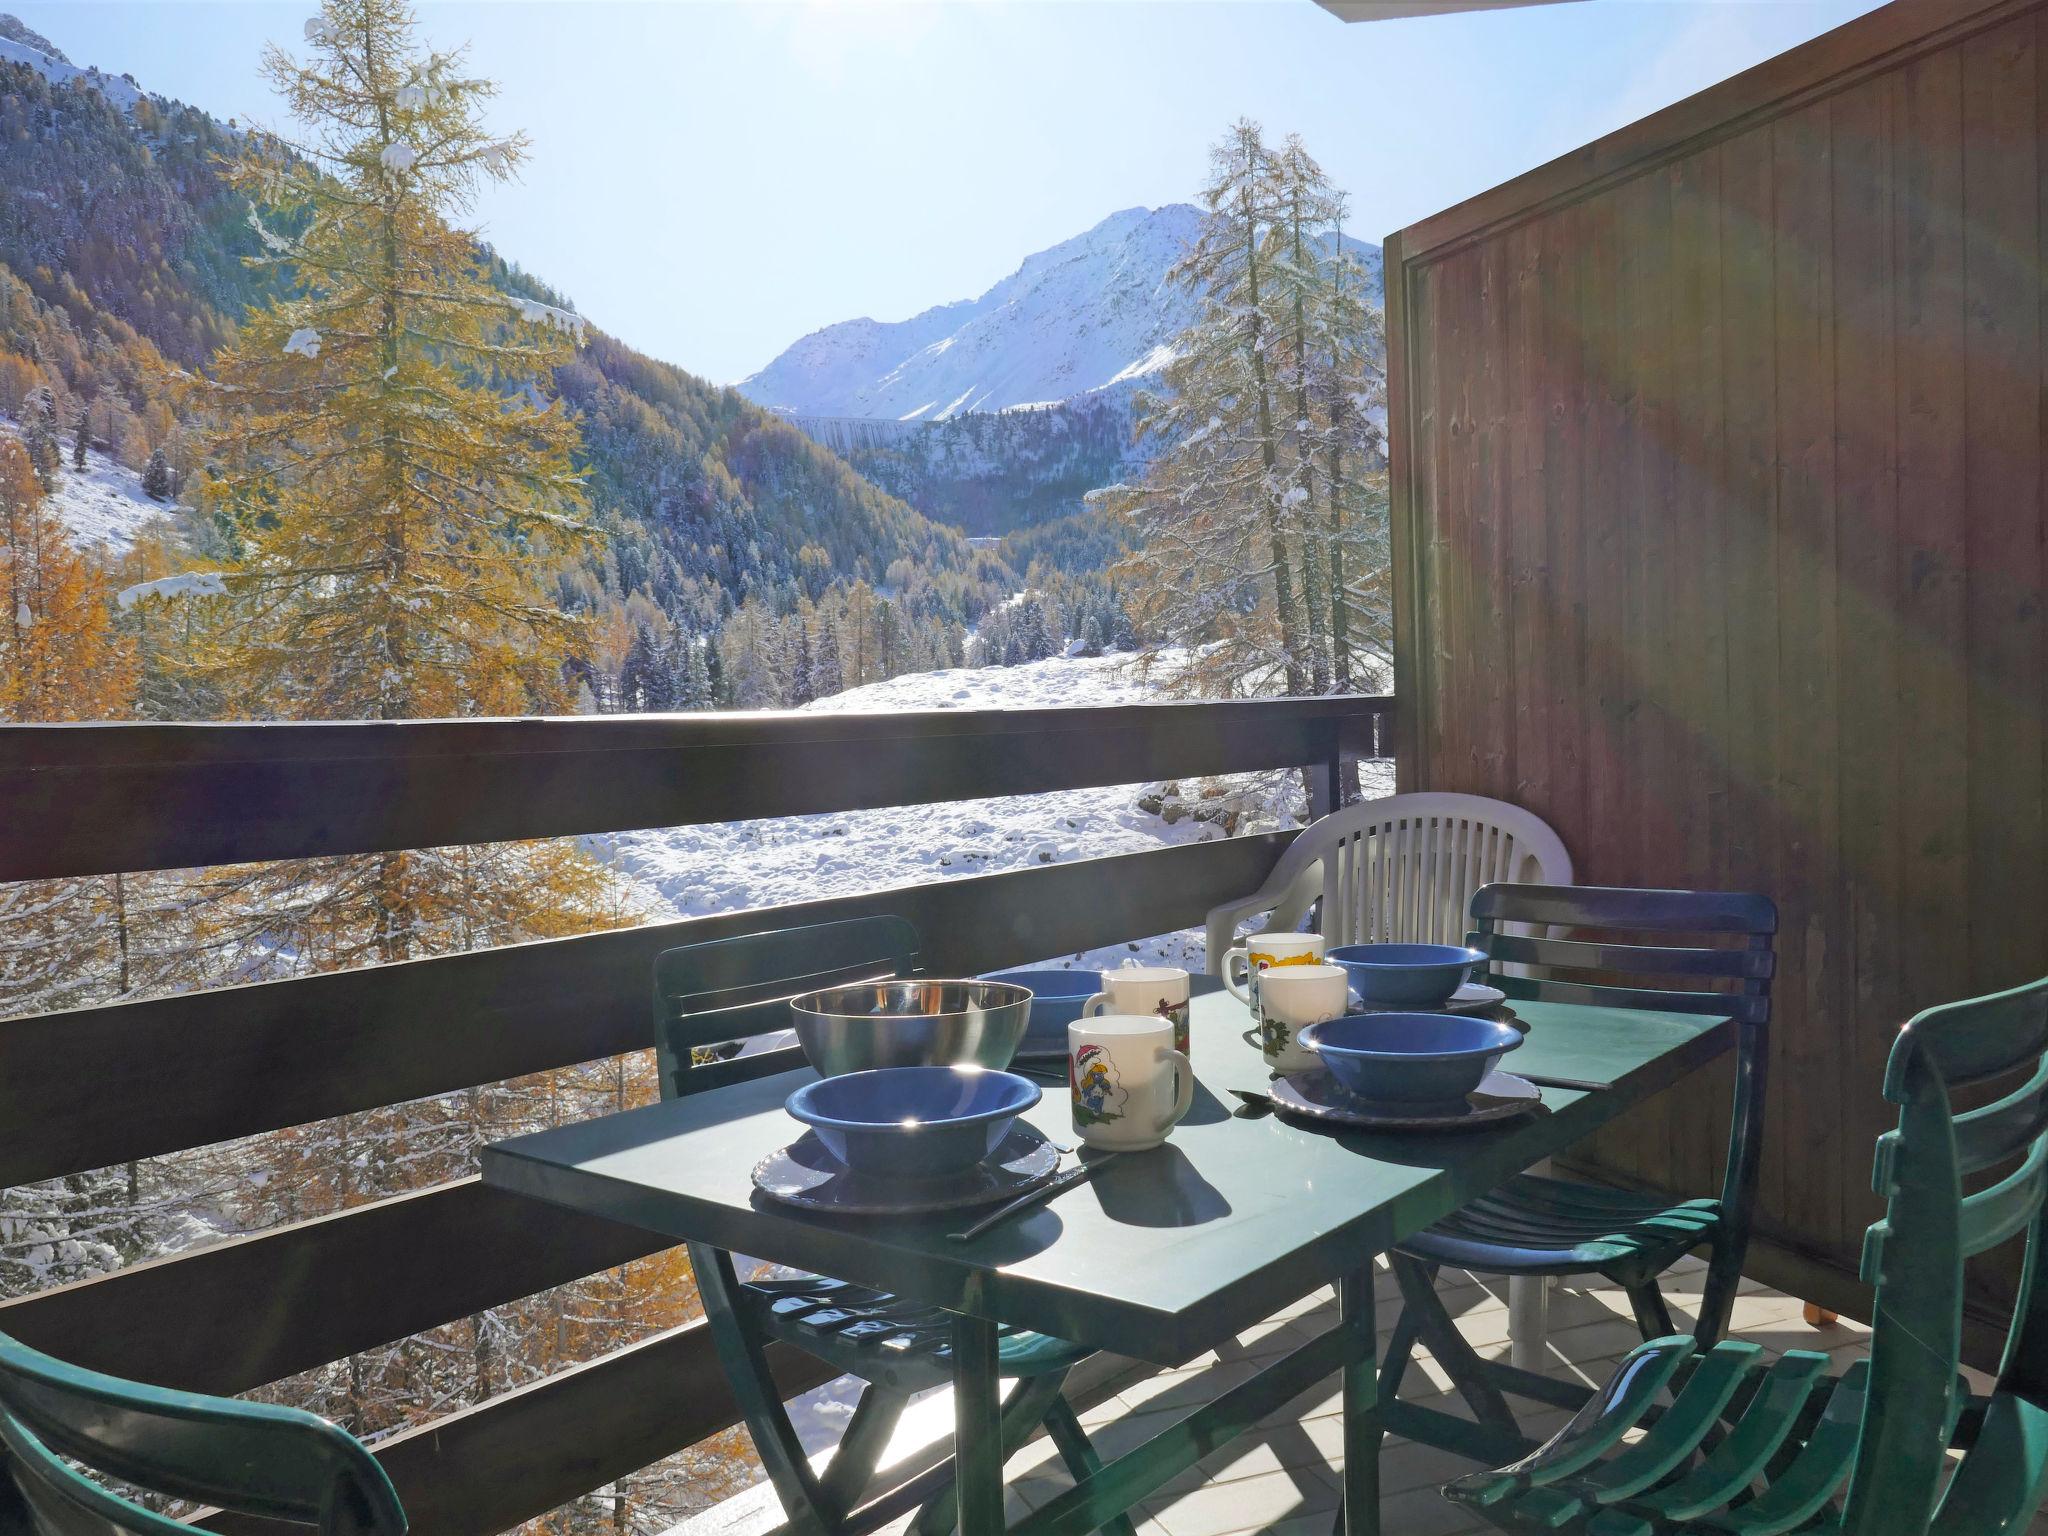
[2,424,179,554]
[599,653,1249,975]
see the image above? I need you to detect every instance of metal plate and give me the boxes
[752,1125,1062,1216]
[1267,1069,1542,1130]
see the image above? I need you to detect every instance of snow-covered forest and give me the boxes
[0,3,1392,1532]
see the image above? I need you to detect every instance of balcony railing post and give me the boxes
[1309,722,1344,820]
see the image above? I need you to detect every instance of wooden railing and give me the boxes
[0,694,1391,1536]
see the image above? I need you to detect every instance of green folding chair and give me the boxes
[653,916,1134,1536]
[1441,975,2048,1535]
[0,1328,404,1536]
[1385,883,1777,1438]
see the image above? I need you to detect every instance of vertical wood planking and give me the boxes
[1895,44,1972,1029]
[1671,145,1736,1191]
[1437,249,1479,793]
[1962,18,2046,998]
[1546,202,1593,857]
[1506,219,1551,834]
[1831,67,1904,1244]
[1771,100,1844,1250]
[1385,0,2048,1313]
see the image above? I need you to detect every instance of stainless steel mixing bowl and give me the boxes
[787,979,1034,1076]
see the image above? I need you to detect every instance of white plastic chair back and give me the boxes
[1317,793,1573,947]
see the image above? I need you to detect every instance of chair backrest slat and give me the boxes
[1470,882,1776,935]
[1958,1140,2048,1259]
[652,915,922,1100]
[0,1332,404,1536]
[1297,793,1571,949]
[1842,976,2048,1533]
[1485,932,1777,982]
[653,917,921,1092]
[1874,1059,2048,1189]
[1488,973,1771,1026]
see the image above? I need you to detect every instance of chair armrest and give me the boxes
[1202,860,1326,974]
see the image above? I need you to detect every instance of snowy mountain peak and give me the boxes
[738,203,1378,422]
[0,13,142,111]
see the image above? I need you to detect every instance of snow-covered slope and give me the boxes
[2,425,177,553]
[597,652,1393,973]
[0,18,142,111]
[601,652,1223,973]
[740,205,1384,422]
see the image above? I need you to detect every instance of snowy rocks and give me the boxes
[1031,841,1059,864]
[116,571,227,609]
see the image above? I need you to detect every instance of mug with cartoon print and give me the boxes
[1082,964,1191,1057]
[1067,1014,1194,1151]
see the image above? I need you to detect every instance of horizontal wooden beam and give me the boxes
[196,1322,837,1536]
[0,697,1385,881]
[0,833,1292,1189]
[0,1177,672,1396]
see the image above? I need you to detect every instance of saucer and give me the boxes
[1267,1069,1541,1130]
[752,1125,1061,1216]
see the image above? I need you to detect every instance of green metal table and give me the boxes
[482,989,1732,1536]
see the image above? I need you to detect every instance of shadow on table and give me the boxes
[1091,1143,1232,1228]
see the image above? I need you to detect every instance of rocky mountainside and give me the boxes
[738,206,1382,551]
[740,205,1382,422]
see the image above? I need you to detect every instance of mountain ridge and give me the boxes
[739,203,1383,422]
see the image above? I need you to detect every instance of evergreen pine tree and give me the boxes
[142,448,174,502]
[618,624,663,711]
[703,635,728,708]
[70,405,88,473]
[788,622,815,707]
[22,387,61,489]
[810,618,842,701]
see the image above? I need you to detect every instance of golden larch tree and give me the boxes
[202,0,592,722]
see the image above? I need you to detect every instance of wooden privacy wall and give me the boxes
[1386,0,2048,1326]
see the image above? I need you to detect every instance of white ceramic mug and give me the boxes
[1083,964,1191,1057]
[1250,963,1349,1075]
[1069,1014,1195,1151]
[1220,932,1327,1014]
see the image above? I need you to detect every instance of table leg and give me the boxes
[1339,1268,1382,1536]
[953,1312,1006,1536]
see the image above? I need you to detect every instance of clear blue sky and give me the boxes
[22,0,1880,385]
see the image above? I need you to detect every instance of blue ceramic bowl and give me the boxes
[1326,943,1489,1009]
[785,1065,1041,1179]
[1298,1013,1523,1104]
[981,968,1095,1051]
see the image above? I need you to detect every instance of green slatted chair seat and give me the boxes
[741,1274,1091,1394]
[1437,976,2048,1536]
[1404,1175,1726,1278]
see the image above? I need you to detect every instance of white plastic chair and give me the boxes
[1204,792,1573,1366]
[1204,792,1573,961]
